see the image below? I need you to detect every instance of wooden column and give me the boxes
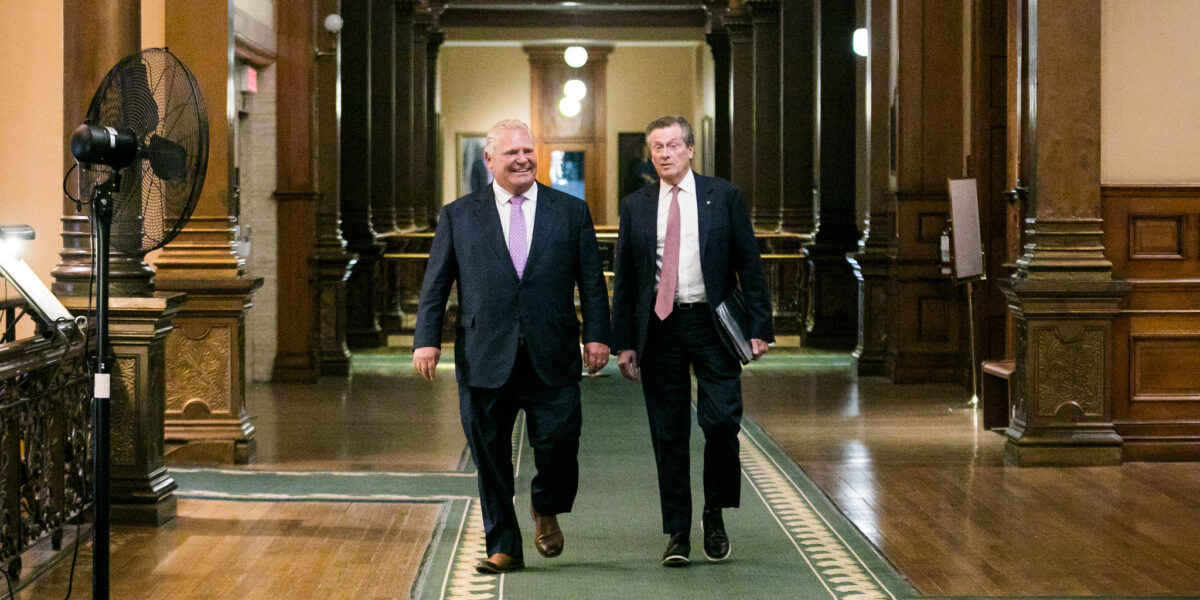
[426,29,445,227]
[391,1,418,232]
[726,7,754,207]
[746,0,782,232]
[369,0,398,237]
[1000,0,1126,466]
[314,0,357,376]
[55,0,154,298]
[342,0,386,350]
[156,1,263,463]
[409,10,431,231]
[804,0,859,350]
[270,0,321,382]
[851,0,893,375]
[705,25,732,182]
[779,0,815,235]
[60,0,181,524]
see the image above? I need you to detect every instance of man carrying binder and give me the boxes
[610,115,773,568]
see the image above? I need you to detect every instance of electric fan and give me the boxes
[68,47,208,600]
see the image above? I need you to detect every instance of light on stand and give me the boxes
[0,225,81,337]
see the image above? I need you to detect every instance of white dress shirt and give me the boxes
[655,169,706,303]
[494,181,537,251]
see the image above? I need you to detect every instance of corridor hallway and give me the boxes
[14,350,1200,599]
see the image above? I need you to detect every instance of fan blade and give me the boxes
[119,59,159,136]
[147,134,187,181]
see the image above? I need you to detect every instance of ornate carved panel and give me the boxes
[1033,324,1105,418]
[165,325,233,416]
[112,357,138,466]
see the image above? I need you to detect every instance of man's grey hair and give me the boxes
[485,119,534,155]
[644,116,695,148]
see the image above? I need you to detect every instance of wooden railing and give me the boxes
[0,300,92,581]
[385,228,810,340]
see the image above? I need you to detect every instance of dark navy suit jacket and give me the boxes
[414,182,611,389]
[610,173,773,363]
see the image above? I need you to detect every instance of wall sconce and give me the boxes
[316,13,342,58]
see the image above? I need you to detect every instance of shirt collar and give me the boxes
[658,169,696,200]
[494,181,538,207]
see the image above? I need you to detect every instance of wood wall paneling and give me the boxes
[1104,185,1200,460]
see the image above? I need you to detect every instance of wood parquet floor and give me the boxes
[14,349,1200,598]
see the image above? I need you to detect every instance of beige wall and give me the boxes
[606,44,701,224]
[0,3,64,318]
[439,45,532,204]
[1101,0,1200,184]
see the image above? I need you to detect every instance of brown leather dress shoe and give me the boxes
[530,506,564,558]
[475,553,525,574]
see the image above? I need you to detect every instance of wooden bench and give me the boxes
[980,359,1014,430]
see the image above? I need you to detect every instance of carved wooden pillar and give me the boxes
[726,7,754,207]
[426,28,445,228]
[156,1,264,462]
[705,25,732,182]
[851,0,893,375]
[56,0,154,298]
[392,1,418,232]
[270,0,321,382]
[63,295,186,525]
[410,10,431,231]
[342,0,386,350]
[370,0,398,237]
[746,0,782,232]
[804,0,859,350]
[779,0,815,235]
[1000,0,1126,466]
[60,0,182,525]
[314,0,357,376]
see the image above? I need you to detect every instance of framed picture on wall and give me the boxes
[456,132,491,197]
[618,132,657,200]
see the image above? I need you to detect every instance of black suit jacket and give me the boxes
[610,173,773,364]
[414,182,611,389]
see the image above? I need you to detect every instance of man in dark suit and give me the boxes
[414,119,611,574]
[611,115,773,567]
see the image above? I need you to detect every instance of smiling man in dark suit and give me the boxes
[413,119,611,575]
[611,115,773,568]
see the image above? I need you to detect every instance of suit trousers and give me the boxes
[459,344,582,559]
[640,304,743,537]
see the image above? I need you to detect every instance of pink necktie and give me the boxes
[654,186,681,320]
[509,195,528,278]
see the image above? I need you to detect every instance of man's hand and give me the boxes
[584,342,610,374]
[750,338,769,361]
[617,350,640,382]
[414,346,441,381]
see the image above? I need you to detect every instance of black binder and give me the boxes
[715,289,753,365]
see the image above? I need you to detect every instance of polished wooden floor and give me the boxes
[17,349,1200,598]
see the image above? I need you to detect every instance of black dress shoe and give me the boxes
[661,533,691,567]
[702,509,730,561]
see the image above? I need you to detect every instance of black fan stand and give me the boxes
[89,172,119,600]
